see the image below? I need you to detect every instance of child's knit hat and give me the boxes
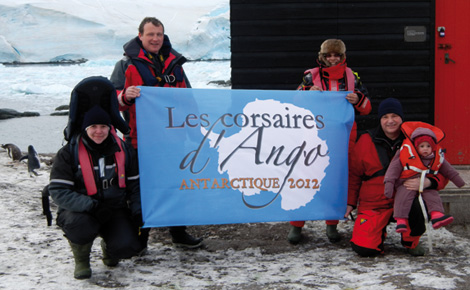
[412,127,437,151]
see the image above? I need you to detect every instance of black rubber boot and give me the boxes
[287,225,302,244]
[169,227,203,249]
[326,224,342,243]
[407,243,426,256]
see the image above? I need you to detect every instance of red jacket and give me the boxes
[297,60,371,144]
[112,36,190,149]
[296,59,371,116]
[348,126,449,211]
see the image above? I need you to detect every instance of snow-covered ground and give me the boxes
[2,152,470,289]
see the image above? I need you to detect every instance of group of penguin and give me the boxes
[1,143,41,177]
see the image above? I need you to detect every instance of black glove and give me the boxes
[131,212,148,250]
[90,202,113,224]
[132,212,144,228]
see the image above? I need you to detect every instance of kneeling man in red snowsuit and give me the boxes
[345,98,448,257]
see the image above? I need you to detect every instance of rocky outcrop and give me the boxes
[0,108,40,120]
[50,105,69,116]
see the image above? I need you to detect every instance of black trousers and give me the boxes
[57,209,143,259]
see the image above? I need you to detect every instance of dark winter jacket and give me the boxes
[49,132,141,216]
[109,35,190,149]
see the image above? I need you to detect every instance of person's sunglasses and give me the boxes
[323,53,342,58]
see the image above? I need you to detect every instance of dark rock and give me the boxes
[0,108,40,120]
[207,79,232,87]
[55,105,69,111]
[22,111,40,117]
[0,108,20,119]
[50,111,69,116]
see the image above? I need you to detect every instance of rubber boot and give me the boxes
[69,241,93,279]
[326,224,341,243]
[407,243,425,256]
[170,228,203,249]
[287,225,302,244]
[101,239,119,267]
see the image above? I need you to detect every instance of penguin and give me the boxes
[20,145,41,176]
[1,143,22,161]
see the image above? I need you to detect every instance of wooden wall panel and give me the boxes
[230,0,435,128]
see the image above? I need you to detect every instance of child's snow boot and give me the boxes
[395,218,408,233]
[431,212,454,229]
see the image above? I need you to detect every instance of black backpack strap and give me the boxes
[41,136,81,227]
[361,169,387,182]
[41,184,52,226]
[131,58,179,87]
[132,59,162,86]
[131,49,187,87]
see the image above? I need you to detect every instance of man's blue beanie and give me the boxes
[378,98,404,120]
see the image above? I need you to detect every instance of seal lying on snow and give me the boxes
[20,145,41,176]
[1,143,22,161]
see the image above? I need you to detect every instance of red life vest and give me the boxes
[304,65,355,92]
[399,122,445,179]
[78,128,126,196]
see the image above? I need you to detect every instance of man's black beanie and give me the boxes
[378,98,404,120]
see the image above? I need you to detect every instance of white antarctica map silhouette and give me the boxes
[203,99,330,210]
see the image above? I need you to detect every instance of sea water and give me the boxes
[0,60,230,153]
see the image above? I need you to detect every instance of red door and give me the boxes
[435,0,470,164]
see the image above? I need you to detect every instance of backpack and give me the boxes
[64,76,129,141]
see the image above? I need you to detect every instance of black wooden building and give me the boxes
[230,0,435,130]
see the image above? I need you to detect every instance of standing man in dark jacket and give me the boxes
[49,105,144,279]
[110,17,202,249]
[345,98,448,257]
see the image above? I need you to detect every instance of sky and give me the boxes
[2,1,470,289]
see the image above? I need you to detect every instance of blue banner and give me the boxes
[136,87,354,227]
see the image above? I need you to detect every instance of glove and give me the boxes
[384,182,395,199]
[132,212,144,228]
[90,202,113,224]
[131,212,148,250]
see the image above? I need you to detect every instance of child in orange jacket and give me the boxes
[384,123,465,233]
